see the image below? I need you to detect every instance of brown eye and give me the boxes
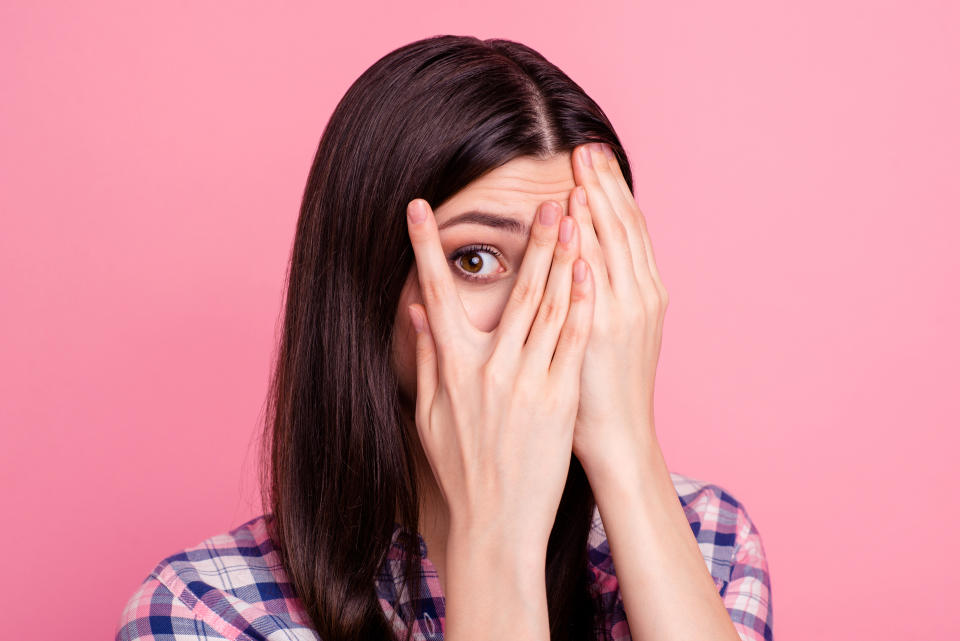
[448,244,504,282]
[458,251,485,273]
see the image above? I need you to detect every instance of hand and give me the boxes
[404,196,596,550]
[565,142,670,470]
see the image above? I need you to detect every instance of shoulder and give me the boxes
[588,471,767,589]
[671,473,774,639]
[115,514,319,641]
[587,471,773,640]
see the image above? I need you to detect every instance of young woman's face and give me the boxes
[392,152,576,410]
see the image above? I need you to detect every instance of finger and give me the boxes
[407,303,438,432]
[573,144,642,299]
[492,200,563,359]
[548,257,595,387]
[631,207,668,301]
[595,143,661,290]
[406,198,469,364]
[567,183,610,298]
[601,143,640,218]
[521,214,579,373]
[594,144,652,287]
[598,144,669,300]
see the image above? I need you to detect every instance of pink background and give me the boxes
[1,2,957,639]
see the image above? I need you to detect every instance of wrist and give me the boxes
[444,522,549,638]
[448,520,546,581]
[579,423,659,484]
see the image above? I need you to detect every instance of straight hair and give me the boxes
[258,34,634,641]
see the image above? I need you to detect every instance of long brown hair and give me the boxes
[257,34,634,641]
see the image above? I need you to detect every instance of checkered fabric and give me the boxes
[116,472,772,640]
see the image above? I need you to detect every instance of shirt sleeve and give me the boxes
[590,490,774,641]
[116,576,230,641]
[723,502,774,641]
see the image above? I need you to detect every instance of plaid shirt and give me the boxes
[116,472,772,641]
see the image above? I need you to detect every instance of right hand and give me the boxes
[404,196,596,552]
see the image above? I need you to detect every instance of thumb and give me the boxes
[407,303,437,429]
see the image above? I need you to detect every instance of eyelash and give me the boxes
[447,243,505,282]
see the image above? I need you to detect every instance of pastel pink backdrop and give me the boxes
[1,2,956,639]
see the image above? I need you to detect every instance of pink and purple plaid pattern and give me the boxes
[116,472,772,640]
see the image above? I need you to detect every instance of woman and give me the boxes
[116,35,772,641]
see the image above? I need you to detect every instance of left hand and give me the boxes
[565,142,670,471]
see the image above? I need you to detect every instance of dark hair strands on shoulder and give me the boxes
[256,34,634,641]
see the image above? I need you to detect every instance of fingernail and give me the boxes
[602,143,616,160]
[559,216,573,244]
[408,200,426,224]
[573,259,587,282]
[575,186,586,205]
[591,143,609,163]
[579,145,592,168]
[539,201,559,225]
[408,305,424,333]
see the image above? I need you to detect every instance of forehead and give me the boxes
[434,152,576,225]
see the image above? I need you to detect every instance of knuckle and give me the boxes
[420,277,448,305]
[531,228,556,250]
[509,277,533,308]
[555,235,576,260]
[415,337,433,361]
[570,282,589,302]
[611,220,628,244]
[537,298,563,326]
[641,294,662,316]
[560,323,585,347]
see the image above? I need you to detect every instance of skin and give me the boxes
[391,152,578,593]
[391,144,742,640]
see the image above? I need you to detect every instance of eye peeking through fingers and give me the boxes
[447,243,507,282]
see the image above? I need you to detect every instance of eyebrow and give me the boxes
[436,211,529,237]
